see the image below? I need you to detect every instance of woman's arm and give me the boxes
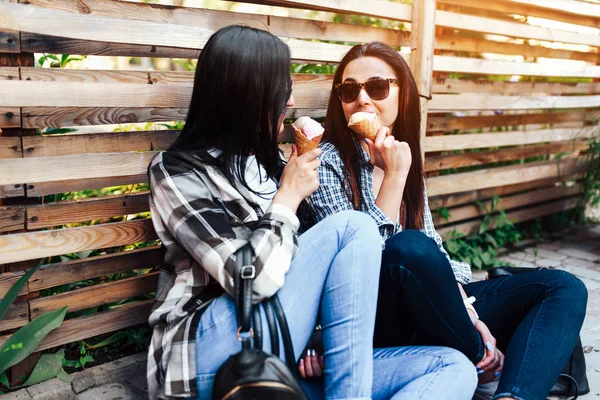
[149,152,299,303]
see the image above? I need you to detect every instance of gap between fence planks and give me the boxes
[0,300,155,353]
[29,272,159,319]
[0,219,157,264]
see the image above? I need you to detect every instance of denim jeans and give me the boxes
[194,212,477,400]
[375,230,588,400]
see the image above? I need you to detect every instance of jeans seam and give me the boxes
[393,264,483,362]
[346,220,360,398]
[415,356,442,400]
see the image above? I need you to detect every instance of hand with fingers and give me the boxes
[298,348,325,379]
[474,319,504,384]
[273,145,321,213]
[364,127,411,180]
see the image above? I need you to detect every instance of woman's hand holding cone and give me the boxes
[273,145,321,213]
[365,127,411,180]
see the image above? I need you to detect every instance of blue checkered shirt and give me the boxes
[309,140,472,285]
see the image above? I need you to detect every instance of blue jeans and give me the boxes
[194,212,477,399]
[375,230,587,400]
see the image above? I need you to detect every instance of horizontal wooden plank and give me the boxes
[434,55,600,78]
[0,300,154,352]
[0,219,157,264]
[0,184,25,199]
[0,67,19,80]
[27,174,148,197]
[427,158,587,197]
[439,197,580,239]
[23,0,411,48]
[22,106,188,128]
[0,303,29,333]
[434,183,583,226]
[0,137,22,159]
[28,246,161,292]
[0,270,26,298]
[507,0,600,21]
[425,140,588,172]
[436,9,600,47]
[427,111,593,132]
[0,205,26,232]
[424,126,597,152]
[439,0,600,28]
[20,68,193,85]
[0,152,157,185]
[429,94,600,111]
[429,174,583,210]
[0,107,20,128]
[27,192,150,229]
[29,272,158,318]
[431,79,600,96]
[436,35,600,64]
[21,131,177,157]
[0,30,20,53]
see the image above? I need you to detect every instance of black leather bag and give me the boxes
[212,244,308,400]
[487,266,589,399]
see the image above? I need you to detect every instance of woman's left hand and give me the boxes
[473,319,503,382]
[298,349,325,379]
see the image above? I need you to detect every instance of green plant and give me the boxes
[443,196,521,270]
[37,54,86,68]
[0,267,68,393]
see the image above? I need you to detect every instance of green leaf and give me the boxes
[0,265,41,321]
[480,252,492,266]
[445,240,460,254]
[483,233,498,248]
[479,221,488,235]
[472,256,483,269]
[56,369,72,384]
[0,371,9,388]
[0,306,68,375]
[85,331,126,350]
[20,349,65,387]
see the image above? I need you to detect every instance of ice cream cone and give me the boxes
[293,126,322,155]
[348,112,382,141]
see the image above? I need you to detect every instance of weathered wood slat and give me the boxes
[0,137,22,159]
[0,30,20,53]
[438,197,580,239]
[0,152,157,185]
[431,80,600,96]
[428,174,583,210]
[0,270,27,298]
[435,55,600,78]
[0,219,157,264]
[429,94,600,111]
[0,107,20,128]
[424,126,597,152]
[29,273,159,318]
[27,192,150,229]
[427,111,595,132]
[0,300,154,352]
[22,0,411,48]
[27,174,148,197]
[436,35,600,64]
[0,303,29,333]
[0,67,19,80]
[434,184,583,226]
[425,140,588,172]
[427,158,587,197]
[21,131,176,158]
[28,247,161,292]
[20,68,193,85]
[0,205,26,232]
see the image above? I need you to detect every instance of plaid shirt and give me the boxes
[147,151,299,399]
[309,140,472,285]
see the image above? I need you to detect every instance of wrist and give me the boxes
[383,170,408,182]
[273,190,301,214]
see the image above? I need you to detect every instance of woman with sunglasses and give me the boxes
[306,41,587,400]
[147,27,477,400]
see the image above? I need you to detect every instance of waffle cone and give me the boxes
[348,114,382,141]
[293,127,322,155]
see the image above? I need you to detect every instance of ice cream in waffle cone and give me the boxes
[292,116,324,155]
[348,112,382,141]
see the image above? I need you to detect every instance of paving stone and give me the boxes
[77,384,139,400]
[500,257,536,268]
[534,258,562,268]
[505,251,536,263]
[71,374,96,394]
[0,390,33,399]
[559,247,600,262]
[26,377,74,400]
[525,247,568,261]
[563,257,597,270]
[539,242,562,251]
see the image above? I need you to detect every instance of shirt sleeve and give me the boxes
[149,153,299,303]
[310,153,394,242]
[422,185,472,285]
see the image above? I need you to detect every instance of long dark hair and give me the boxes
[169,25,292,192]
[324,42,425,229]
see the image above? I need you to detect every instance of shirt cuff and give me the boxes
[267,203,300,231]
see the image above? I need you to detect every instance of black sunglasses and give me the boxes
[335,78,400,103]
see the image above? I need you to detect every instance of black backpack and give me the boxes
[212,244,308,400]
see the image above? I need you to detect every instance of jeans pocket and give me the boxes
[196,373,216,400]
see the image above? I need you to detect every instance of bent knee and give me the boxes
[382,230,451,274]
[441,349,478,392]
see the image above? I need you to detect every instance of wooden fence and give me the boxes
[0,0,597,361]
